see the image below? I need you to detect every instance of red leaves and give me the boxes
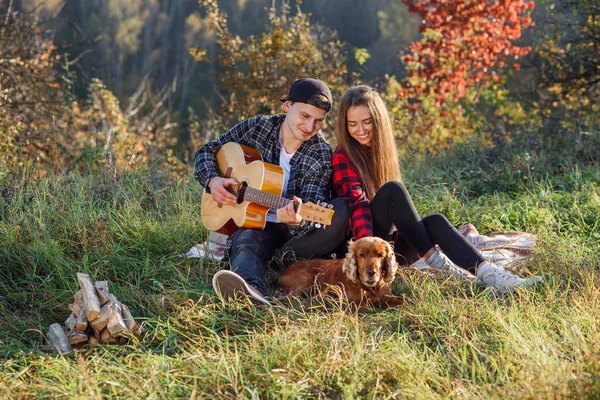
[401,0,534,106]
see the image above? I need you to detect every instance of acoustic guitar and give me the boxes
[200,142,335,235]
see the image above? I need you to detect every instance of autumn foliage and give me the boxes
[370,0,535,151]
[0,10,185,178]
[0,11,69,173]
[194,0,349,142]
[400,0,535,105]
[534,0,600,131]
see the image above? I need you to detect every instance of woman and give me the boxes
[332,85,542,294]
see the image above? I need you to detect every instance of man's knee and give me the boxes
[232,229,263,246]
[230,229,274,261]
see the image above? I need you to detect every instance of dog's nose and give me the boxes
[367,269,376,277]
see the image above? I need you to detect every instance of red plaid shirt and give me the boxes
[332,146,373,239]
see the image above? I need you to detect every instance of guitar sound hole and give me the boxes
[237,181,248,204]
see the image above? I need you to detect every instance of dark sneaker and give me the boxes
[212,270,271,306]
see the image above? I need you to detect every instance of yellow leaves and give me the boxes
[548,84,563,95]
[354,48,371,65]
[196,0,348,134]
[188,48,207,62]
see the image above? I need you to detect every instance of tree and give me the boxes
[401,0,535,105]
[0,7,186,178]
[0,7,70,173]
[381,0,536,151]
[194,0,349,141]
[533,0,599,131]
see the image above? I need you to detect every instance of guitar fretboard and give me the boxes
[242,186,293,210]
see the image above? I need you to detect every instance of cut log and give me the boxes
[105,293,118,304]
[121,303,142,336]
[100,328,118,344]
[48,323,72,354]
[94,281,110,293]
[91,326,101,342]
[55,275,142,347]
[104,292,129,336]
[90,302,112,332]
[95,288,110,307]
[76,272,101,321]
[69,330,88,345]
[106,302,128,337]
[70,291,88,331]
[94,281,110,306]
[64,313,77,332]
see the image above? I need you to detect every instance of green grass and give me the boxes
[1,135,599,399]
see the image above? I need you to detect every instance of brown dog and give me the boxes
[277,236,403,308]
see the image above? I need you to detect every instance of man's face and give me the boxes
[282,101,328,144]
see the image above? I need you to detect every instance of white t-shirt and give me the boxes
[266,138,294,222]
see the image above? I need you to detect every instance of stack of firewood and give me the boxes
[48,273,142,354]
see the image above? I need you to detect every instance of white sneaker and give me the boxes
[424,250,477,281]
[212,270,271,306]
[477,262,543,294]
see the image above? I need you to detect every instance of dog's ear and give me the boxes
[382,241,399,283]
[342,239,359,284]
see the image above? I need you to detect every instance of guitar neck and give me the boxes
[242,186,291,210]
[240,185,334,227]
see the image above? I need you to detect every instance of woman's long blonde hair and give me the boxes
[335,85,402,200]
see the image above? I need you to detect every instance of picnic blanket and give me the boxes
[185,231,228,261]
[411,223,536,278]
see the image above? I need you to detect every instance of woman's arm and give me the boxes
[332,149,373,238]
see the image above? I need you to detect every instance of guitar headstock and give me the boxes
[299,201,335,228]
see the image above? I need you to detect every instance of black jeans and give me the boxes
[371,181,485,274]
[227,197,350,294]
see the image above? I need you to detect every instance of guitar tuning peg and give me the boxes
[328,204,333,209]
[315,223,322,229]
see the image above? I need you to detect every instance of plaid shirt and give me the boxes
[194,114,333,238]
[332,146,373,239]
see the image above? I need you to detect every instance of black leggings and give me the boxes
[371,181,485,274]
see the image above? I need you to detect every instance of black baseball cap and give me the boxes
[280,78,333,107]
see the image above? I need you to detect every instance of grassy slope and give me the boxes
[0,136,599,399]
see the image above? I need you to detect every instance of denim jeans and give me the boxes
[227,198,350,294]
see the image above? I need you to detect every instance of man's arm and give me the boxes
[289,159,333,235]
[300,162,332,204]
[193,117,258,188]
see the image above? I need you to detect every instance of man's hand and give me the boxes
[277,196,303,225]
[208,176,238,206]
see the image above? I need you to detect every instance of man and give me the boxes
[194,78,350,305]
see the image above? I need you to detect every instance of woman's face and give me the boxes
[346,105,373,147]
